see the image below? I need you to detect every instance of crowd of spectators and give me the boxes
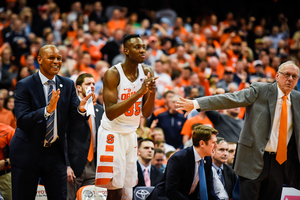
[1,0,300,198]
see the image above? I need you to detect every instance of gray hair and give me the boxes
[278,61,299,74]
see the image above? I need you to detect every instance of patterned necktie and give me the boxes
[144,168,151,187]
[276,95,287,164]
[45,80,54,144]
[218,168,225,186]
[199,159,208,200]
[87,116,94,162]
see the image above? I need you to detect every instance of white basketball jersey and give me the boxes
[101,63,145,134]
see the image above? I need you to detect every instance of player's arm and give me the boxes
[103,67,149,121]
[141,65,157,118]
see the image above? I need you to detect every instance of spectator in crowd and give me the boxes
[151,148,166,173]
[211,137,237,199]
[269,22,289,50]
[169,44,192,68]
[1,47,12,70]
[0,91,15,128]
[5,18,31,61]
[76,52,98,80]
[0,123,14,200]
[226,142,237,168]
[216,67,238,92]
[184,72,205,98]
[88,1,107,25]
[147,36,164,68]
[136,139,164,188]
[154,60,172,96]
[155,95,186,149]
[180,65,192,87]
[4,95,14,116]
[31,5,53,38]
[100,28,124,65]
[58,45,76,77]
[67,2,83,25]
[271,56,281,72]
[0,56,12,90]
[66,73,104,200]
[261,54,276,79]
[147,125,218,200]
[150,127,176,154]
[250,59,267,82]
[106,9,126,33]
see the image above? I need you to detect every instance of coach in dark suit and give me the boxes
[10,45,93,200]
[135,138,164,189]
[147,125,219,200]
[176,61,300,200]
[66,73,104,199]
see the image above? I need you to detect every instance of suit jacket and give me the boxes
[222,164,237,198]
[147,147,218,200]
[197,82,300,185]
[136,161,164,187]
[10,73,87,168]
[66,100,104,177]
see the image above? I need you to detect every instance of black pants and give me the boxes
[11,144,67,200]
[239,152,284,200]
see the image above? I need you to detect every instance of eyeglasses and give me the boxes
[279,71,299,80]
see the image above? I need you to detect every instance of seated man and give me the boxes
[212,137,237,199]
[151,148,166,173]
[226,142,237,168]
[136,139,164,188]
[147,125,219,200]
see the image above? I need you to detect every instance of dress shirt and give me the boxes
[211,167,229,200]
[189,146,202,194]
[212,163,225,186]
[39,70,58,142]
[138,160,151,178]
[265,86,293,152]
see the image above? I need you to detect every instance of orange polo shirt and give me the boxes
[0,123,15,170]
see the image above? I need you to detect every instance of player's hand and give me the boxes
[175,97,195,118]
[47,89,60,113]
[67,166,76,183]
[141,72,158,94]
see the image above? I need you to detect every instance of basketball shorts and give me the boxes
[95,126,138,189]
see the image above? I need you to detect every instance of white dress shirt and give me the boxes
[39,70,58,142]
[137,160,151,178]
[265,86,293,152]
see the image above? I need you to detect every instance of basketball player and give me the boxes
[95,34,157,200]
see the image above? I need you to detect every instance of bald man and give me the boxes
[10,45,93,200]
